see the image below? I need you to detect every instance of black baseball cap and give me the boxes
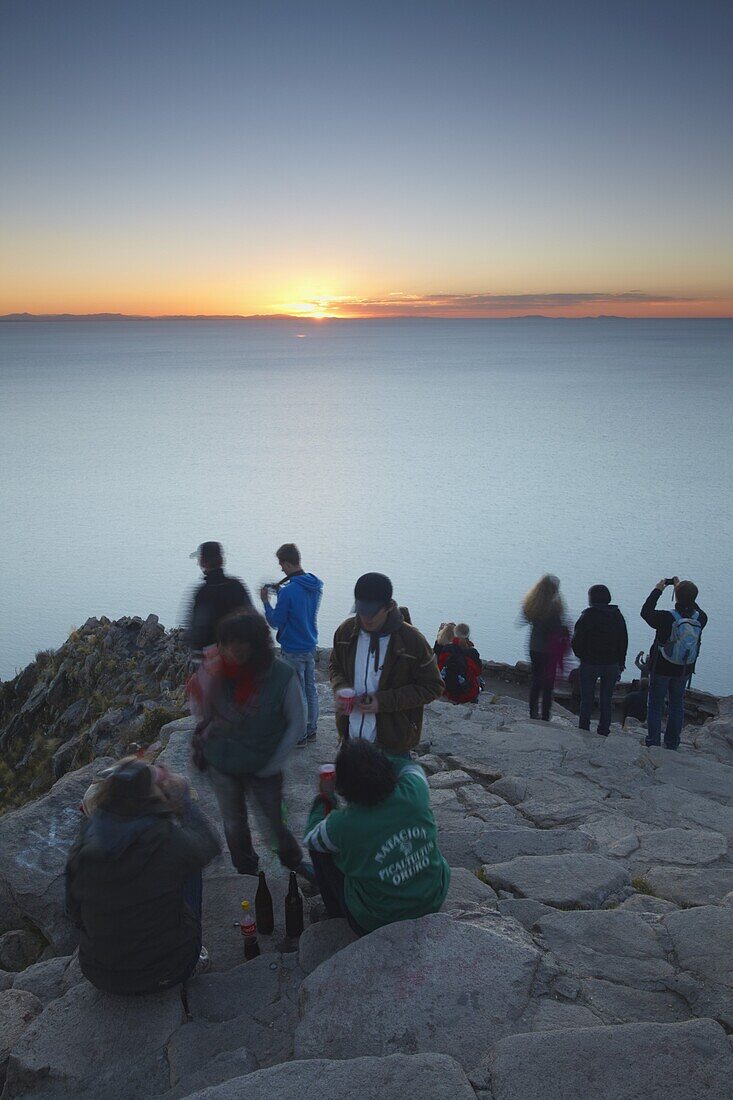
[354,572,393,615]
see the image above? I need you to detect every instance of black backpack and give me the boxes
[442,647,469,696]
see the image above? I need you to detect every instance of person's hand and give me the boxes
[355,694,379,715]
[260,586,270,603]
[657,578,669,589]
[671,576,680,588]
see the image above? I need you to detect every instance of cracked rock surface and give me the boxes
[1,684,732,1098]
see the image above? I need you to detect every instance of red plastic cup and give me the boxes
[336,687,356,714]
[319,764,336,781]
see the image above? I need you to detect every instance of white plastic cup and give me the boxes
[336,687,357,714]
[319,764,336,780]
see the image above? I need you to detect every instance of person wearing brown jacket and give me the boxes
[329,573,444,755]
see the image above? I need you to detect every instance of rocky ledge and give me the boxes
[1,678,732,1099]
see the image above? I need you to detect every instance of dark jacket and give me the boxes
[329,615,444,754]
[187,569,253,651]
[65,801,220,995]
[641,588,708,677]
[526,610,567,654]
[572,605,628,668]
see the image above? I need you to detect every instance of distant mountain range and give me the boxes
[0,312,640,322]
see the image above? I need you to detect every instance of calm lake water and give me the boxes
[1,318,731,694]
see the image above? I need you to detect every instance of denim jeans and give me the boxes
[646,674,686,749]
[281,649,319,736]
[578,662,619,736]
[208,767,303,874]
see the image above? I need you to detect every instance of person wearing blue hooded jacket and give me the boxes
[260,543,323,746]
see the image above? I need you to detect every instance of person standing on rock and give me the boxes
[521,574,569,722]
[188,609,314,880]
[330,573,444,755]
[260,543,323,747]
[571,585,628,736]
[641,578,707,750]
[65,759,221,995]
[304,739,450,934]
[186,541,253,655]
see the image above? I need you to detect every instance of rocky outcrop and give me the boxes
[0,616,190,813]
[0,678,732,1098]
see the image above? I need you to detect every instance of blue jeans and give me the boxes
[646,674,686,749]
[281,649,319,736]
[578,663,619,736]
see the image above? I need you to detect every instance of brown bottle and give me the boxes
[284,872,304,938]
[255,870,274,935]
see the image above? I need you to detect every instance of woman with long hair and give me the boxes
[521,574,569,721]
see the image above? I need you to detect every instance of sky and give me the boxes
[0,0,731,318]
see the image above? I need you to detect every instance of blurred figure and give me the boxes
[188,610,312,879]
[437,623,482,704]
[260,543,323,747]
[186,541,252,655]
[65,759,220,995]
[641,578,707,750]
[304,740,450,934]
[330,572,444,754]
[572,585,628,737]
[521,574,569,721]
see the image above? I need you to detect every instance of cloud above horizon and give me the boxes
[288,290,727,319]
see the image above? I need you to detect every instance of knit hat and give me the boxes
[106,761,153,814]
[354,573,393,616]
[589,584,612,605]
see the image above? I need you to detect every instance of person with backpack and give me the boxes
[437,623,482,704]
[641,578,707,750]
[571,585,628,736]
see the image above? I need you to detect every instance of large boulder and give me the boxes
[535,909,674,989]
[482,853,631,909]
[179,1053,477,1100]
[474,825,593,864]
[644,865,733,907]
[663,906,733,1027]
[0,759,115,954]
[2,980,183,1099]
[294,912,540,1072]
[483,1019,733,1100]
[297,920,358,977]
[0,989,42,1067]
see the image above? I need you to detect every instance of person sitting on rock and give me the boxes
[330,572,444,755]
[304,739,450,934]
[641,578,707,750]
[571,584,628,737]
[186,541,253,657]
[65,758,221,995]
[187,609,314,881]
[437,623,482,704]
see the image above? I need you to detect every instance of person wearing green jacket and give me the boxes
[303,740,450,934]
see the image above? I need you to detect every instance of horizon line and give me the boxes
[3,312,732,323]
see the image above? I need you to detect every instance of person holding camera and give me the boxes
[641,577,707,750]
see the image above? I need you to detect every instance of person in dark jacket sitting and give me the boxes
[186,541,253,655]
[65,759,221,995]
[641,578,707,750]
[572,585,628,737]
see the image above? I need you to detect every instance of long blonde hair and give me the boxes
[435,622,456,646]
[522,574,564,624]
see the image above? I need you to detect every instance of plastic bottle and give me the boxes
[240,900,260,960]
[284,872,304,938]
[255,870,274,935]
